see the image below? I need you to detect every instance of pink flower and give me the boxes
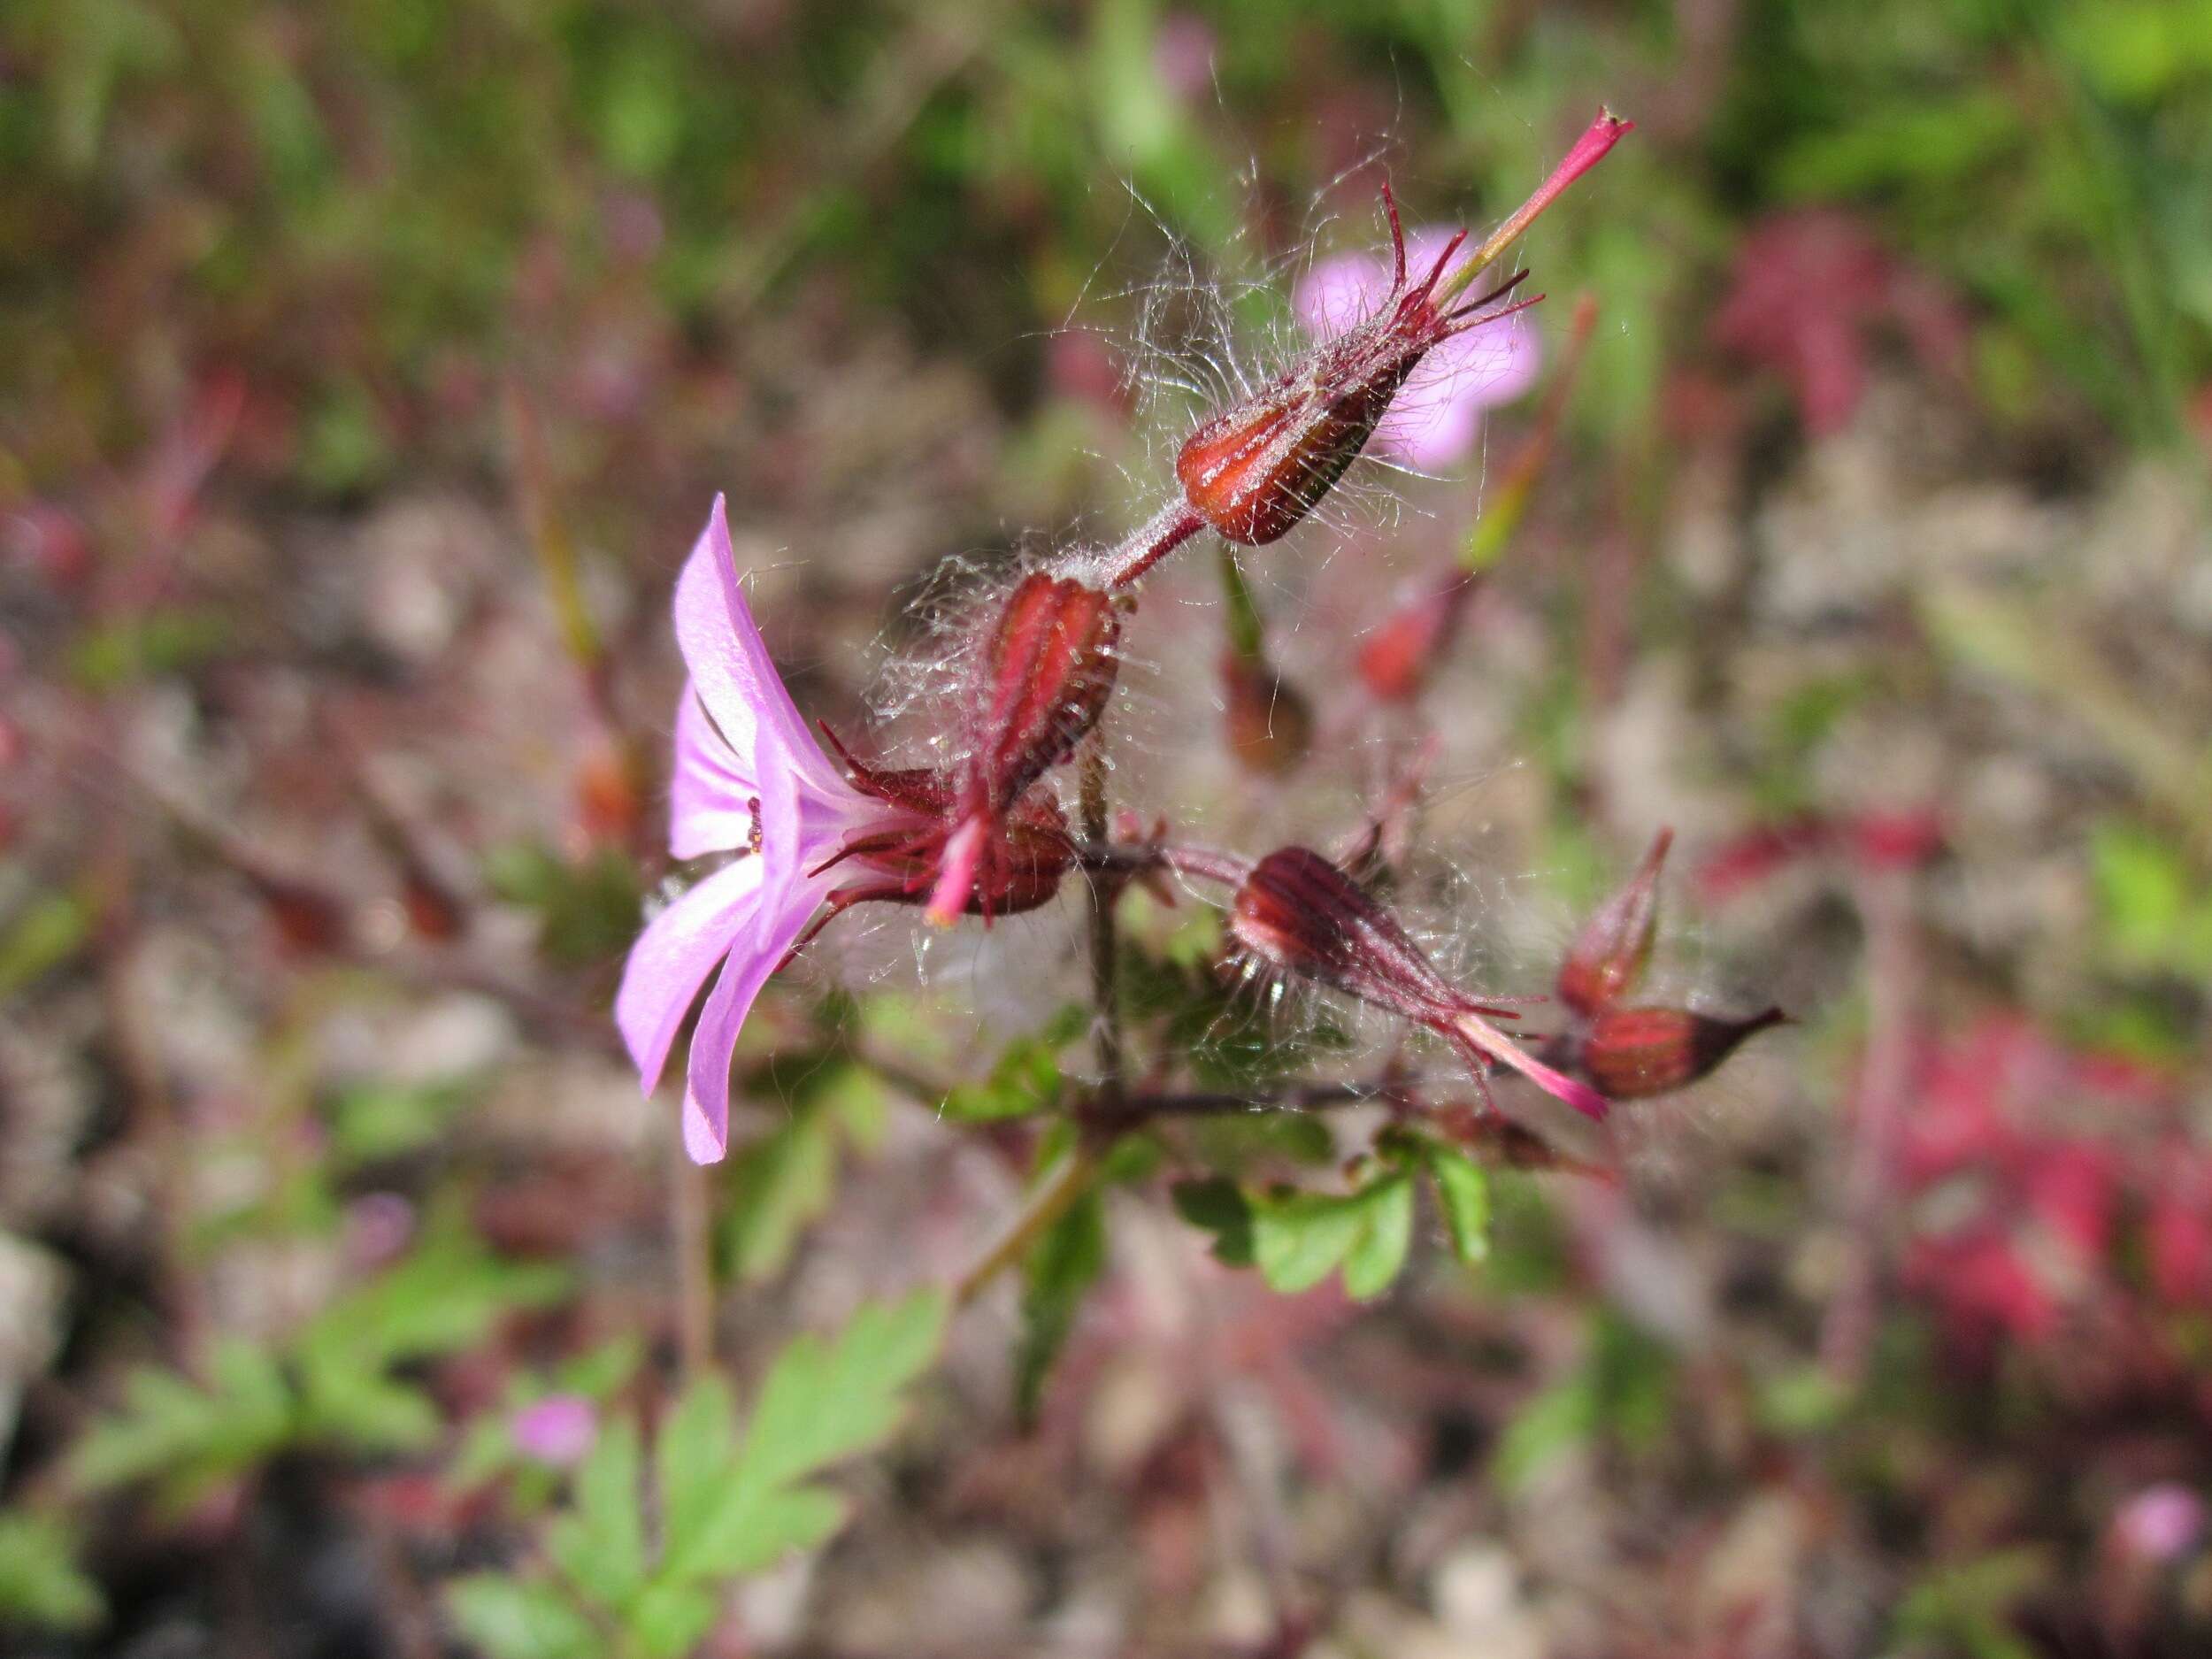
[2114,1485,2205,1564]
[615,497,899,1165]
[511,1394,597,1468]
[1294,225,1540,471]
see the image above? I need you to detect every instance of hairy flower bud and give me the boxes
[1573,1004,1786,1100]
[1229,847,1610,1119]
[1557,828,1671,1017]
[925,572,1119,923]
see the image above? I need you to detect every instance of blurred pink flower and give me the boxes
[2114,1485,2205,1564]
[1294,225,1540,470]
[511,1394,597,1468]
[1152,13,1217,104]
[615,496,891,1164]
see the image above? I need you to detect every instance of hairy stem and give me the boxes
[1102,499,1206,589]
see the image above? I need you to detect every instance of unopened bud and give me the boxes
[1230,847,1610,1119]
[1220,651,1313,775]
[1575,1004,1786,1099]
[1557,828,1671,1017]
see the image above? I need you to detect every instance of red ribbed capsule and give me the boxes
[924,572,1119,923]
[972,572,1121,812]
[1557,827,1672,1018]
[1175,213,1532,546]
[1229,847,1610,1120]
[1575,1004,1787,1100]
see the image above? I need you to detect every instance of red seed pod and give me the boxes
[1229,847,1610,1120]
[1175,219,1531,546]
[1557,828,1672,1018]
[1575,1004,1786,1099]
[969,572,1121,813]
[918,572,1119,924]
[1219,650,1313,776]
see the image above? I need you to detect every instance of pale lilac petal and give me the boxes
[614,854,767,1094]
[1432,308,1541,408]
[1378,385,1484,472]
[1295,249,1387,335]
[680,877,830,1164]
[672,496,846,803]
[670,686,757,860]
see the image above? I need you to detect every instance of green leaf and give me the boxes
[1338,1177,1414,1299]
[1893,1548,2049,1659]
[1425,1144,1490,1265]
[445,1575,601,1659]
[556,1335,645,1401]
[655,1376,738,1570]
[548,1417,647,1612]
[1251,1175,1414,1300]
[0,891,93,1000]
[2090,820,2212,979]
[662,1290,947,1583]
[736,1290,945,1497]
[0,1509,104,1632]
[327,1079,468,1166]
[1171,1177,1255,1268]
[296,1224,568,1384]
[939,1010,1085,1123]
[721,1055,889,1285]
[296,1368,442,1454]
[1491,1377,1598,1493]
[627,1580,718,1659]
[722,1108,839,1281]
[68,1339,293,1502]
[1015,1188,1106,1423]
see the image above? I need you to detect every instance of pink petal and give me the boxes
[673,496,847,804]
[1450,1010,1612,1122]
[670,686,757,860]
[511,1395,598,1467]
[614,854,768,1094]
[680,876,829,1164]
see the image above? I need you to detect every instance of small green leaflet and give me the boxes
[447,1290,948,1659]
[1015,1187,1106,1423]
[722,1055,888,1282]
[1253,1177,1412,1297]
[1171,1137,1494,1300]
[69,1227,567,1507]
[938,1004,1087,1123]
[0,1509,105,1633]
